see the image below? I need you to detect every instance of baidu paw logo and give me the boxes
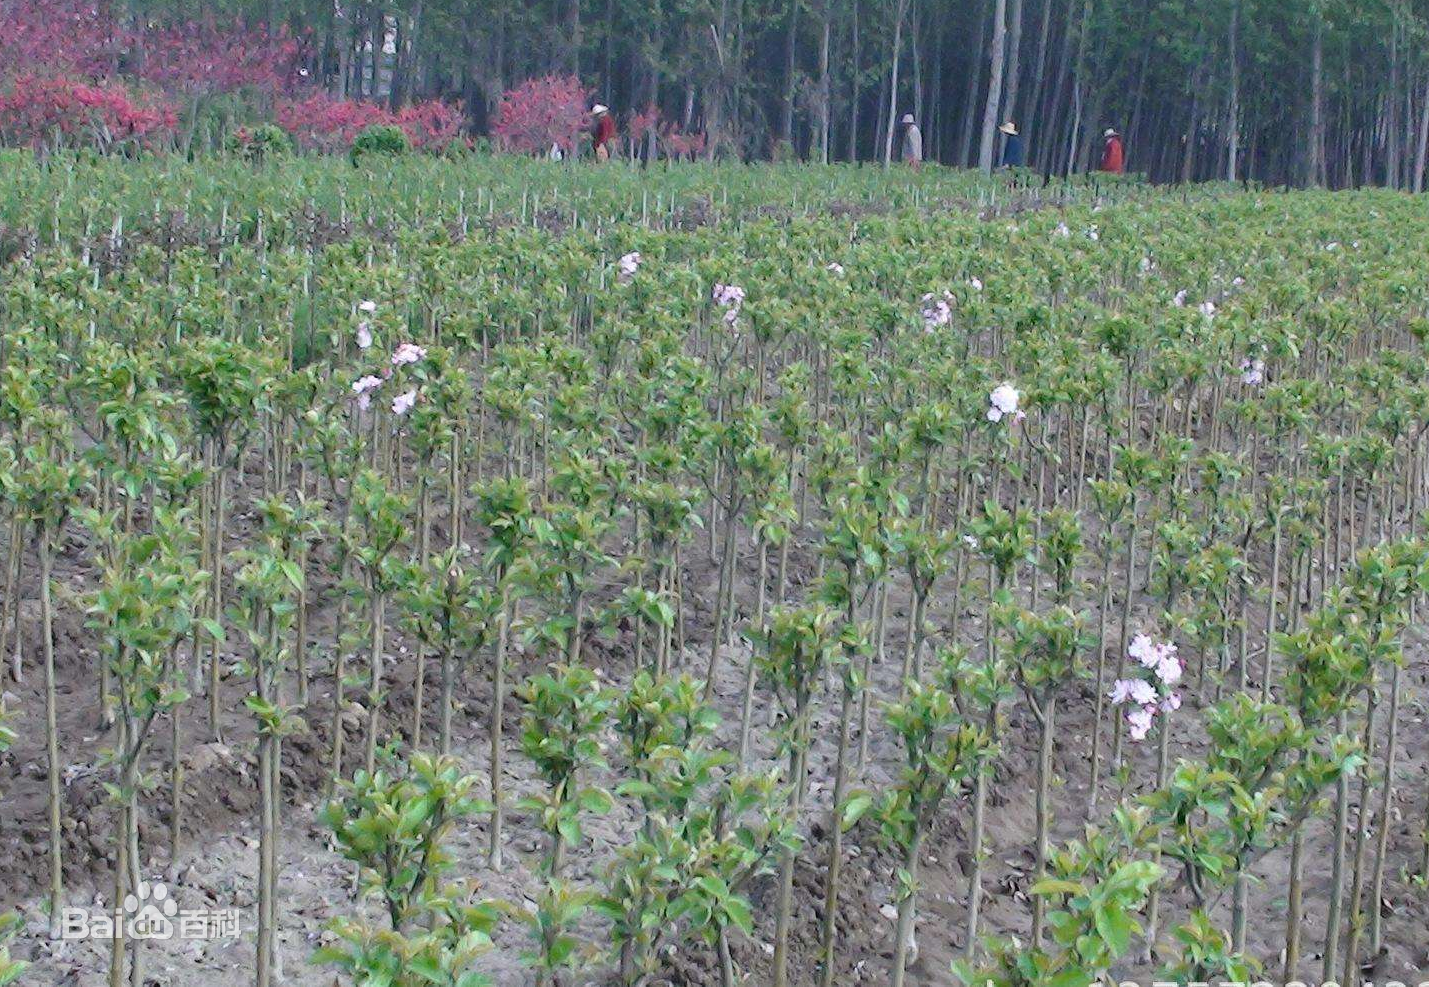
[123,880,178,940]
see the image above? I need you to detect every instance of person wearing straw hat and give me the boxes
[1099,127,1125,174]
[590,104,617,161]
[899,113,923,169]
[998,121,1025,168]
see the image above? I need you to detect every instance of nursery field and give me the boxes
[2,156,1429,987]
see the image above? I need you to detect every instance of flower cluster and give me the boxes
[711,283,745,325]
[391,343,427,367]
[1109,634,1183,741]
[616,251,641,285]
[1239,357,1265,386]
[825,261,845,276]
[987,383,1024,424]
[920,290,953,332]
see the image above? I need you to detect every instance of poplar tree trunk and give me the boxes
[1001,0,1024,127]
[977,0,1009,173]
[1225,0,1240,181]
[882,0,911,165]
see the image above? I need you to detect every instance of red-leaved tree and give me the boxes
[275,92,462,153]
[491,75,589,156]
[0,73,176,152]
[394,100,463,150]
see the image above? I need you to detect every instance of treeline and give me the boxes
[268,0,1429,187]
[10,0,1429,187]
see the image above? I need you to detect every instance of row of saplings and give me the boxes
[3,411,1424,987]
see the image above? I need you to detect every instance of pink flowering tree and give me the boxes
[491,74,588,156]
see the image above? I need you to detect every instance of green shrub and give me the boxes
[225,123,294,162]
[351,124,410,162]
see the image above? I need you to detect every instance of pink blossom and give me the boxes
[616,251,641,284]
[1155,652,1183,686]
[392,389,417,416]
[1128,633,1158,669]
[968,277,984,292]
[1239,358,1265,386]
[920,292,953,331]
[1199,300,1217,319]
[352,374,383,411]
[391,343,427,366]
[1126,706,1155,742]
[712,283,746,309]
[1172,289,1188,307]
[359,300,377,314]
[1110,678,1157,707]
[826,262,845,276]
[1159,692,1182,713]
[356,322,373,350]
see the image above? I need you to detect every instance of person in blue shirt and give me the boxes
[999,121,1025,168]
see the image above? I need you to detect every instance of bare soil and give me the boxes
[4,470,1429,987]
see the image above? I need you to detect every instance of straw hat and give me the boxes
[592,104,609,115]
[900,113,915,125]
[1103,127,1118,137]
[998,122,1018,136]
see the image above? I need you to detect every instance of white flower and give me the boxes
[1139,256,1153,273]
[392,389,417,416]
[1325,241,1340,252]
[826,261,846,276]
[968,277,984,292]
[391,343,427,366]
[1240,358,1265,386]
[1232,276,1246,287]
[355,322,373,350]
[987,383,1020,423]
[962,534,979,551]
[1173,289,1188,307]
[1199,300,1217,319]
[1085,225,1100,241]
[1128,633,1158,669]
[358,300,377,314]
[1054,222,1071,239]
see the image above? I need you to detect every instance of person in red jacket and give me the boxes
[1099,128,1125,174]
[591,104,617,161]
